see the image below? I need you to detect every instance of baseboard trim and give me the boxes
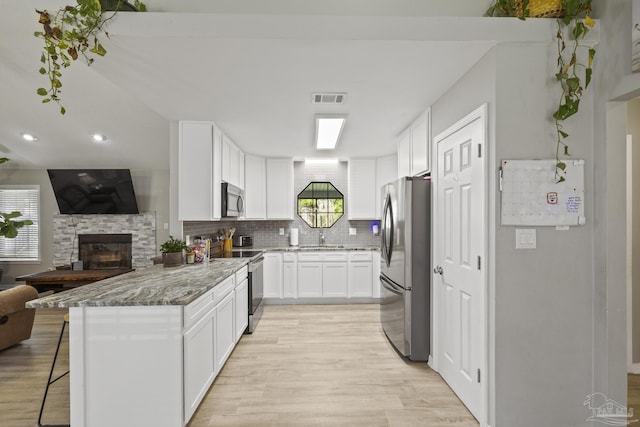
[264,297,381,305]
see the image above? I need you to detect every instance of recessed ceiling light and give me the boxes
[21,133,38,142]
[315,115,346,150]
[92,133,107,142]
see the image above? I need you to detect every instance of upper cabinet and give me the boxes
[397,108,431,178]
[244,154,267,220]
[221,135,244,190]
[266,158,294,220]
[178,121,222,221]
[348,159,377,220]
[375,154,397,219]
[348,155,398,220]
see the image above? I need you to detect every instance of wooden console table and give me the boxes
[17,269,134,293]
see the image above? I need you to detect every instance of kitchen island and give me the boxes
[27,259,250,427]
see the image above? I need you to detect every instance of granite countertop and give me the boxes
[26,258,248,309]
[251,245,379,252]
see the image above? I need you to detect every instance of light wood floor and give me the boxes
[0,305,479,426]
[188,304,478,427]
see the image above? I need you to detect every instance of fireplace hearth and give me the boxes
[79,234,132,270]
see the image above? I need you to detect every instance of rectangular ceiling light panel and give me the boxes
[315,116,346,150]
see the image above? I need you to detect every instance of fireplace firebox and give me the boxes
[78,234,133,270]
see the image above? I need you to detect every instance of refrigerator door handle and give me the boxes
[381,193,394,267]
[380,274,404,295]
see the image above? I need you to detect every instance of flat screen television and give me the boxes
[48,169,139,214]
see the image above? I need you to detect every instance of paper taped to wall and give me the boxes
[500,159,585,227]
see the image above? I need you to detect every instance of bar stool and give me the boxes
[38,312,70,427]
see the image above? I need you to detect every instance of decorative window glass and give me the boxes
[297,182,344,228]
[0,186,40,261]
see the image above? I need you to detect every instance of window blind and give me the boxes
[0,186,39,261]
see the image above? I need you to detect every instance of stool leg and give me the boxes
[37,319,70,427]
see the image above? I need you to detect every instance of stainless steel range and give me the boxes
[215,249,264,333]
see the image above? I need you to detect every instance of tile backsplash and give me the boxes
[183,161,381,248]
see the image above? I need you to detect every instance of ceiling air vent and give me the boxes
[312,93,346,104]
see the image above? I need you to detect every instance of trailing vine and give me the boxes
[34,0,146,115]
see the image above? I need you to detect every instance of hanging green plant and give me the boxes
[486,0,596,182]
[34,0,146,115]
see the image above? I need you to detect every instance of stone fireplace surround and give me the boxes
[53,212,156,269]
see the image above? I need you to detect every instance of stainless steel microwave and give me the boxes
[221,182,244,217]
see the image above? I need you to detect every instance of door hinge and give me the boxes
[477,256,481,270]
[478,144,482,158]
[477,368,481,383]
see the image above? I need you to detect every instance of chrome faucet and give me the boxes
[319,227,325,246]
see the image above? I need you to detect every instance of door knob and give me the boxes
[433,266,443,275]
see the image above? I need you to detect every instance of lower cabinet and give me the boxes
[282,253,298,298]
[323,263,348,297]
[298,262,323,297]
[183,307,216,422]
[235,278,249,339]
[264,252,283,298]
[264,250,378,301]
[348,251,374,297]
[183,271,247,425]
[215,291,235,370]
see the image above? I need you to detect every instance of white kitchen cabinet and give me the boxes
[376,154,397,219]
[263,252,283,298]
[397,131,412,178]
[282,252,297,298]
[214,290,235,370]
[266,158,294,219]
[410,111,430,176]
[239,151,245,191]
[348,251,373,297]
[183,304,215,422]
[397,108,431,178]
[348,158,377,220]
[235,278,248,340]
[323,263,348,297]
[244,154,267,219]
[298,262,323,297]
[178,121,222,221]
[222,134,244,190]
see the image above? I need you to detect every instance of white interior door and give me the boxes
[433,105,486,421]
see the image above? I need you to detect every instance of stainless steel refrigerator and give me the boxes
[380,176,430,361]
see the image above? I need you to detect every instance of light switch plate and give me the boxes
[515,229,536,249]
[349,227,357,236]
[279,228,285,236]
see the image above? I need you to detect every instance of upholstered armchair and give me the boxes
[0,285,38,350]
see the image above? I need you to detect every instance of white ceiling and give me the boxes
[0,1,510,170]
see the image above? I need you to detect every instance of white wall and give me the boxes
[432,39,598,425]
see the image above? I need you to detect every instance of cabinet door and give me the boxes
[283,261,297,298]
[244,155,267,219]
[298,262,323,297]
[235,279,249,339]
[239,151,245,191]
[215,292,235,370]
[397,130,411,179]
[263,252,283,298]
[222,135,241,187]
[322,263,347,297]
[183,308,215,422]
[266,158,293,219]
[179,121,214,221]
[410,110,430,176]
[376,154,397,219]
[348,262,373,297]
[348,159,377,220]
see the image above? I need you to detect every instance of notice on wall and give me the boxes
[500,159,585,227]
